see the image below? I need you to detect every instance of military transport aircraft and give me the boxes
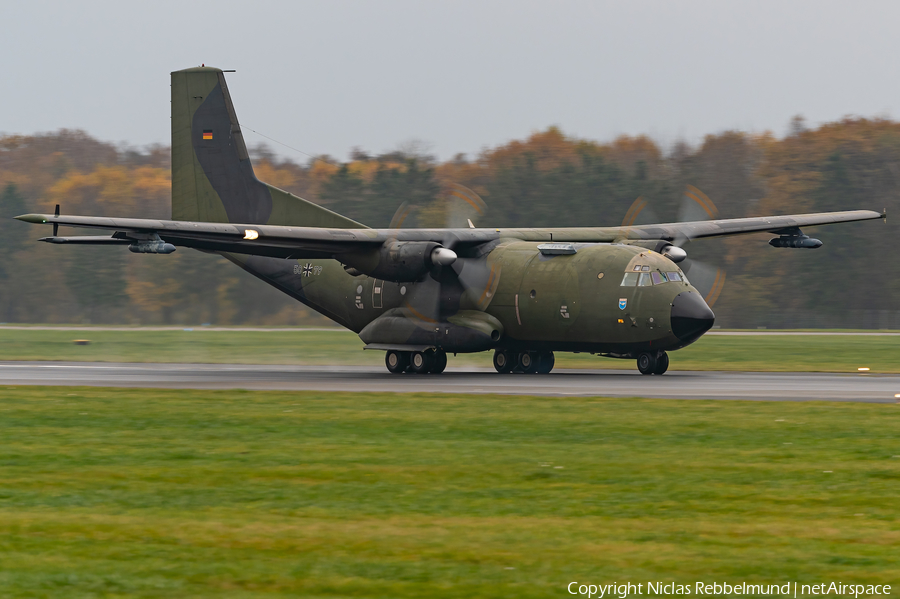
[16,67,884,375]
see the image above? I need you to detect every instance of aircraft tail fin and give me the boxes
[170,66,365,228]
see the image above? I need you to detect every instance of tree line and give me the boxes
[0,121,897,328]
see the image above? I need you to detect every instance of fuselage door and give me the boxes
[372,279,384,309]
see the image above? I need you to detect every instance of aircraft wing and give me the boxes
[15,209,884,258]
[551,209,885,242]
[15,213,388,259]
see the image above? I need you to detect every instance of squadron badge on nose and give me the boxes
[618,298,627,310]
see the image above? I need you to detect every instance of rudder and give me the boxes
[170,66,365,228]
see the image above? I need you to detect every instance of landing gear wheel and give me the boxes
[493,349,513,373]
[518,351,538,374]
[536,351,555,374]
[429,350,447,374]
[385,350,409,374]
[637,351,658,375]
[410,351,434,374]
[653,351,669,375]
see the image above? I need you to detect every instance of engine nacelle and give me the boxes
[341,241,457,282]
[661,245,687,263]
[626,241,687,263]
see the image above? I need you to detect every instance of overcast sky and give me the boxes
[4,0,899,162]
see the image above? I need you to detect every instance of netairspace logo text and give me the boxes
[567,582,892,598]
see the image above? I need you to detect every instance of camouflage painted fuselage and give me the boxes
[229,240,703,356]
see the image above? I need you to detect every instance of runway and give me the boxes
[2,361,899,403]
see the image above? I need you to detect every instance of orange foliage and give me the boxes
[254,160,298,191]
[307,160,340,196]
[485,126,590,172]
[600,135,664,177]
[44,165,170,215]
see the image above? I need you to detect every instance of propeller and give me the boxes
[388,183,498,324]
[445,183,487,228]
[622,186,727,307]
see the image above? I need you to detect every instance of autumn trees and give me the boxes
[0,122,897,327]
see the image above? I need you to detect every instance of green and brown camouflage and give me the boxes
[16,67,885,374]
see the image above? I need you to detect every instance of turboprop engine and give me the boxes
[340,241,457,282]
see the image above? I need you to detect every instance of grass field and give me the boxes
[0,387,898,597]
[0,328,898,372]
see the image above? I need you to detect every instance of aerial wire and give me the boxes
[239,124,340,167]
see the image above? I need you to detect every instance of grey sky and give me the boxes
[4,0,898,161]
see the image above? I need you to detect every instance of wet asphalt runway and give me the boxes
[1,361,898,403]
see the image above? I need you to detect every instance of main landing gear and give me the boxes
[385,349,447,374]
[385,348,557,375]
[637,351,669,375]
[492,349,555,374]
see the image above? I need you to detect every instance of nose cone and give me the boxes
[671,291,715,344]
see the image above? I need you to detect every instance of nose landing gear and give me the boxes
[637,351,669,375]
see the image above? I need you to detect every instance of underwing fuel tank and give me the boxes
[128,240,176,254]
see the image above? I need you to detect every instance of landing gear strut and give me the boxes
[637,351,668,375]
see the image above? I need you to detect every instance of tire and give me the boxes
[518,351,537,374]
[637,351,657,375]
[429,350,448,374]
[410,350,433,374]
[536,351,555,374]
[385,350,409,374]
[493,349,513,373]
[653,351,669,375]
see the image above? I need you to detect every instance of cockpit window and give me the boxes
[641,265,650,271]
[632,265,642,272]
[620,272,639,286]
[638,272,652,286]
[650,272,666,285]
[666,272,682,282]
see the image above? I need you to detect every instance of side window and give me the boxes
[666,272,682,282]
[638,273,652,286]
[620,272,639,286]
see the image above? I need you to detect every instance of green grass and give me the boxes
[0,387,898,597]
[0,328,899,372]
